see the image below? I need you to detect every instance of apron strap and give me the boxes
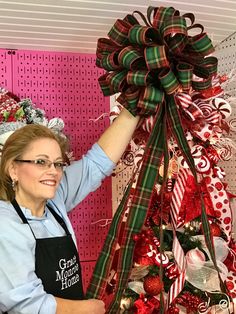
[11,199,71,237]
[11,199,28,224]
[46,204,71,236]
[11,199,37,239]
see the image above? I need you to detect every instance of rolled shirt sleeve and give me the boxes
[55,143,115,211]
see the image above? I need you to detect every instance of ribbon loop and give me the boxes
[145,46,169,69]
[161,16,187,39]
[151,6,178,29]
[127,70,153,86]
[118,46,145,70]
[187,33,215,56]
[176,62,193,90]
[100,50,121,71]
[159,68,180,95]
[108,19,131,46]
[129,25,162,46]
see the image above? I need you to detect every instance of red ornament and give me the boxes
[143,275,163,296]
[200,221,222,237]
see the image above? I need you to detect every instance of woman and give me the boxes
[0,108,139,314]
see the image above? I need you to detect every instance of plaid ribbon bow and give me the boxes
[86,5,226,313]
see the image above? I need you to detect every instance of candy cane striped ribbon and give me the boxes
[170,167,189,228]
[175,92,192,108]
[168,233,186,306]
[168,168,189,306]
[175,92,203,121]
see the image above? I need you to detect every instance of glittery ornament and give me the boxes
[143,275,163,296]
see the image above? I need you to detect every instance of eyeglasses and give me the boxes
[14,159,67,171]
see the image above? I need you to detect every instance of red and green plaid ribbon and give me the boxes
[86,5,226,312]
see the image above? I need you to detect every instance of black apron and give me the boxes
[11,199,84,301]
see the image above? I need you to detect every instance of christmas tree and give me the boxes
[86,5,236,313]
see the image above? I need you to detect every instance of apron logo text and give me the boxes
[56,255,80,290]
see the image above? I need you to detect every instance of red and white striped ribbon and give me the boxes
[205,111,220,124]
[167,234,186,306]
[175,93,203,121]
[170,168,189,229]
[141,115,154,133]
[175,92,192,108]
[168,169,189,308]
[197,101,212,116]
[168,270,186,306]
[172,236,186,272]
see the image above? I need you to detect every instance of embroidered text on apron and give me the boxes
[11,199,84,300]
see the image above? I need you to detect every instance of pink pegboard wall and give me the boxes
[12,50,108,157]
[0,49,12,90]
[0,49,112,290]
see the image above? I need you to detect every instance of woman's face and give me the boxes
[10,137,64,210]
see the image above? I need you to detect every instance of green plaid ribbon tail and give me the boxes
[107,105,166,313]
[159,109,169,314]
[167,95,196,176]
[86,182,132,298]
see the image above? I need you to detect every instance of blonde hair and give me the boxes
[0,124,69,201]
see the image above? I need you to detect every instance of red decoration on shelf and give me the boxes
[201,86,223,99]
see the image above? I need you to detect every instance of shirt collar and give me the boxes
[21,205,49,221]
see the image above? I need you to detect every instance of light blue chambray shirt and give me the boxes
[0,143,115,314]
